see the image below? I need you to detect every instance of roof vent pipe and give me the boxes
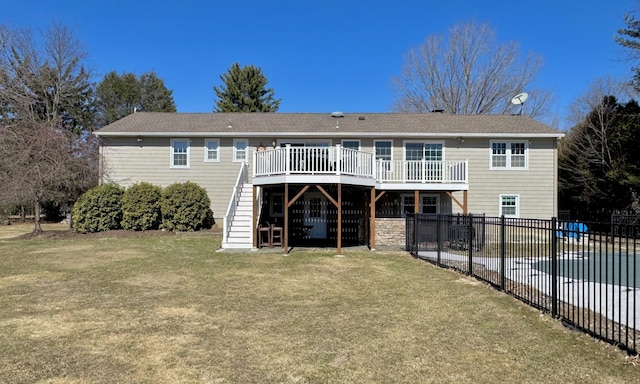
[331,111,344,129]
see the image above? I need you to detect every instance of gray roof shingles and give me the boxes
[94,112,562,137]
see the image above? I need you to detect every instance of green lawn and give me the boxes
[0,224,638,383]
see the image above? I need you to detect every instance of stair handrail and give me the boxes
[223,162,248,245]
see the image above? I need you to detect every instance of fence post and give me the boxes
[436,214,442,266]
[467,213,474,276]
[551,217,558,318]
[415,213,420,253]
[500,215,506,290]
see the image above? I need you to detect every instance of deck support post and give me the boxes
[447,191,469,214]
[284,183,289,252]
[463,190,468,214]
[253,185,258,249]
[414,190,420,214]
[370,187,376,250]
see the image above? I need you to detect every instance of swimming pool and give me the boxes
[532,252,640,287]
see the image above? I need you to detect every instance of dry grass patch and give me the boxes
[0,231,638,383]
[0,222,68,239]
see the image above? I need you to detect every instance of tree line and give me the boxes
[5,13,636,231]
[558,8,640,222]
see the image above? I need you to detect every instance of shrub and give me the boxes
[160,181,214,231]
[121,182,162,231]
[72,183,124,233]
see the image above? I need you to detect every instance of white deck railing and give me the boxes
[375,160,468,184]
[254,145,467,185]
[254,145,374,179]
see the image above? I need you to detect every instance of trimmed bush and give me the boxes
[72,183,124,233]
[121,182,162,231]
[160,181,214,231]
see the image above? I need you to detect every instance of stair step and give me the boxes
[222,182,257,249]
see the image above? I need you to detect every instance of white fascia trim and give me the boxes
[95,131,565,139]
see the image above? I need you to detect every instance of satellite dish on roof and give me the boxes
[511,92,528,105]
[510,92,529,115]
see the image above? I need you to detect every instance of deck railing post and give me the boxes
[336,144,341,175]
[253,151,257,177]
[464,160,469,183]
[285,144,291,175]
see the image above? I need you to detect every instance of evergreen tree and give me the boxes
[0,24,95,134]
[96,70,176,126]
[96,71,141,126]
[140,71,177,113]
[213,62,281,112]
[616,13,640,91]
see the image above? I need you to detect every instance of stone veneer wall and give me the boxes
[375,218,406,247]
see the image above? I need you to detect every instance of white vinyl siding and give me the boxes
[204,139,220,162]
[102,137,253,224]
[233,139,248,162]
[490,140,528,170]
[447,137,556,219]
[170,139,189,168]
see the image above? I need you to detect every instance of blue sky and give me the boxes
[2,0,638,128]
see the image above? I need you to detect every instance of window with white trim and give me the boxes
[170,139,189,168]
[499,195,519,217]
[341,139,360,151]
[404,142,443,161]
[374,140,392,161]
[375,140,392,172]
[204,139,220,162]
[491,141,528,169]
[404,141,444,181]
[233,139,248,162]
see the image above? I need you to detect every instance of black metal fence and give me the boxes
[406,213,639,355]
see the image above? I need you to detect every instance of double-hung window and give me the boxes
[233,139,248,162]
[170,139,189,168]
[374,140,392,161]
[401,194,439,215]
[341,140,360,151]
[204,139,220,162]
[375,140,393,173]
[499,195,519,217]
[404,142,443,181]
[491,141,528,169]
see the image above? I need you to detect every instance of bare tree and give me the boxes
[391,21,552,117]
[0,122,97,232]
[559,78,640,219]
[0,23,97,232]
